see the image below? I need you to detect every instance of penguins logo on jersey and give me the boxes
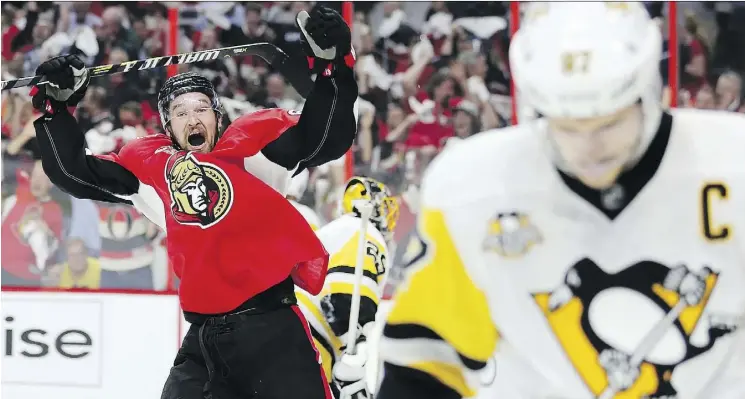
[483,212,542,258]
[166,153,234,228]
[533,258,737,399]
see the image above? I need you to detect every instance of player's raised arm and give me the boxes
[261,6,359,173]
[31,55,140,204]
[377,171,498,399]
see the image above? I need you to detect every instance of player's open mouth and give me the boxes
[188,131,207,149]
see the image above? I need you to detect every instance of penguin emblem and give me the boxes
[533,258,737,399]
[483,212,542,257]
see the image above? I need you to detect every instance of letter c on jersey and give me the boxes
[700,182,731,242]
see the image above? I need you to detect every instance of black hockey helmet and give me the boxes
[157,72,223,132]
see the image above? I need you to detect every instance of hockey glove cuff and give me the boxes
[296,6,355,78]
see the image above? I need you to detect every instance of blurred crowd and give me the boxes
[2,1,744,292]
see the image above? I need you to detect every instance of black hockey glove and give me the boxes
[296,6,355,77]
[31,54,90,115]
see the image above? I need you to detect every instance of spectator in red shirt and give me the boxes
[1,6,20,61]
[452,99,480,139]
[681,14,710,99]
[1,161,66,286]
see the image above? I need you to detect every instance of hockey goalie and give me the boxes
[296,176,399,398]
[378,3,745,399]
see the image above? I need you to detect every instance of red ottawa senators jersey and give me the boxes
[98,109,329,313]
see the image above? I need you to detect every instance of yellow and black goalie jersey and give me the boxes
[378,109,745,399]
[295,213,391,380]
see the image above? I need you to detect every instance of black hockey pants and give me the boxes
[160,278,332,399]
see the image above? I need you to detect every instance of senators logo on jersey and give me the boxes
[533,258,737,399]
[165,153,233,228]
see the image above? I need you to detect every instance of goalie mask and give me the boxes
[341,177,399,242]
[157,73,224,152]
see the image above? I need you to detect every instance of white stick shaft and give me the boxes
[346,203,373,355]
[629,300,686,366]
[598,269,710,399]
[598,300,687,399]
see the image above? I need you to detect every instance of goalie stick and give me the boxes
[1,43,314,97]
[346,200,374,356]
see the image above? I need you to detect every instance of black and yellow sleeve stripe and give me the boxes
[379,207,498,398]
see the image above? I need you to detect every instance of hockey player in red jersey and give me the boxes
[32,6,357,399]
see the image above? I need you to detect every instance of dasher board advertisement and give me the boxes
[1,290,182,399]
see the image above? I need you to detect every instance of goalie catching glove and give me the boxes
[296,5,355,77]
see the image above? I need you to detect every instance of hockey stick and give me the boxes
[0,43,314,97]
[597,269,711,399]
[346,200,374,356]
[597,301,686,399]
